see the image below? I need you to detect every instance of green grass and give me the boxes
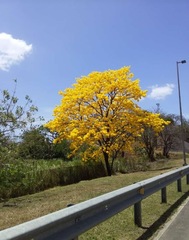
[0,157,189,239]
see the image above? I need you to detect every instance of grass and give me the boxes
[0,157,189,239]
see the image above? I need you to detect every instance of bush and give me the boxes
[0,159,106,200]
[113,155,150,174]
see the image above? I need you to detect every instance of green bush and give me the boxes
[0,159,106,200]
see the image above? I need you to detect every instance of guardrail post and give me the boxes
[186,174,189,185]
[177,179,182,192]
[134,201,142,227]
[161,187,167,203]
[67,204,79,240]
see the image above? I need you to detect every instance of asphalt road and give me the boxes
[154,197,189,240]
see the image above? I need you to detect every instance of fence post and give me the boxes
[134,201,142,227]
[161,187,167,203]
[177,179,182,192]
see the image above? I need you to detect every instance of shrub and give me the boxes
[0,159,106,200]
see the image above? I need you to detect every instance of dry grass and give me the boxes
[0,157,189,239]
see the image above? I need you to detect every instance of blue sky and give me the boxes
[0,0,189,123]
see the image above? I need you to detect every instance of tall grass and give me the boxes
[1,151,186,200]
[0,159,106,200]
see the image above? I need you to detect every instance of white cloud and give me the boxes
[148,84,175,100]
[0,32,32,71]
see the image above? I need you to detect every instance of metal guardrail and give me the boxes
[1,165,189,240]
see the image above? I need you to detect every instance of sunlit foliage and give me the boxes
[45,67,169,175]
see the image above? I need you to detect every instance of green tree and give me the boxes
[0,80,38,162]
[52,139,72,160]
[18,127,51,159]
[39,126,72,160]
[0,80,38,142]
[18,126,71,160]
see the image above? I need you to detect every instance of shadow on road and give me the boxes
[136,191,189,240]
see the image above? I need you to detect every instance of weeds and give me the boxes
[0,160,106,200]
[0,152,187,200]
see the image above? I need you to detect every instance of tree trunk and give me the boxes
[163,145,170,158]
[147,147,156,162]
[103,151,112,176]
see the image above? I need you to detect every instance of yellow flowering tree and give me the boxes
[45,67,168,176]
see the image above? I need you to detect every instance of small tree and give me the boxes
[159,114,188,157]
[0,80,38,161]
[45,67,168,175]
[141,126,157,162]
[18,126,71,160]
[18,127,51,159]
[0,80,38,140]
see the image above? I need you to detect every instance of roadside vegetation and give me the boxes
[1,70,189,238]
[0,157,189,240]
[1,70,189,200]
